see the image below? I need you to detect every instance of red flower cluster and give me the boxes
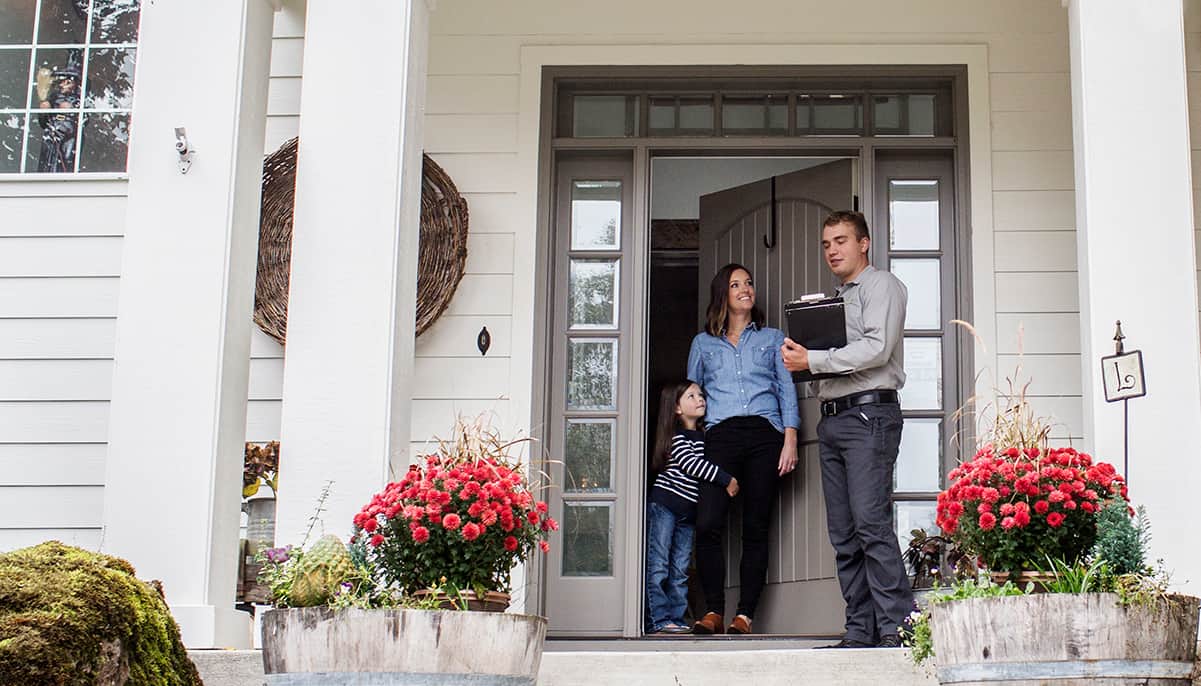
[351,453,557,593]
[936,445,1127,573]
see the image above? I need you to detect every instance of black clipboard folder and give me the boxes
[784,295,849,383]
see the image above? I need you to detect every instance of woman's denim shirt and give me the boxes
[686,323,800,434]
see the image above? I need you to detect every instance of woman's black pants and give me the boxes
[694,416,783,619]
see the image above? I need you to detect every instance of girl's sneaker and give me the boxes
[659,623,692,634]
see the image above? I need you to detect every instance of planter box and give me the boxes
[930,593,1199,685]
[262,607,547,685]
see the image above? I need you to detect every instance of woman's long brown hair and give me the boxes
[704,263,765,336]
[651,381,694,473]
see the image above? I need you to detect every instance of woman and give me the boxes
[685,263,799,635]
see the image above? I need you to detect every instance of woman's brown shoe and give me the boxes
[727,614,752,635]
[691,612,725,634]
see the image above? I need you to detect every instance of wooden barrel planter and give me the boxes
[262,607,546,685]
[930,593,1200,685]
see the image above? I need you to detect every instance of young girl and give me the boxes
[646,380,739,634]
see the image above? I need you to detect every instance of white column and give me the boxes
[274,0,429,545]
[1069,0,1201,589]
[102,0,274,649]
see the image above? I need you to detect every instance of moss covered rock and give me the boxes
[0,541,202,686]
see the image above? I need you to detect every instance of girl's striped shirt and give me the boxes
[650,429,733,519]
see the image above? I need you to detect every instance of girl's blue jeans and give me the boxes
[645,501,694,631]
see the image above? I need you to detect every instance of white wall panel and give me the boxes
[991,111,1073,151]
[995,272,1079,313]
[992,151,1075,191]
[995,232,1077,272]
[465,234,515,274]
[0,237,122,277]
[426,75,520,114]
[0,444,107,485]
[0,402,109,443]
[444,275,514,316]
[995,354,1083,397]
[412,356,511,400]
[0,277,119,318]
[989,73,1072,113]
[0,486,105,528]
[425,114,519,153]
[0,360,113,401]
[996,313,1081,355]
[0,528,102,553]
[993,191,1076,230]
[0,196,126,236]
[0,318,115,359]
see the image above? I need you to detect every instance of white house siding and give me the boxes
[0,180,123,552]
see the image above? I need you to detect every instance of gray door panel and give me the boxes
[696,159,853,634]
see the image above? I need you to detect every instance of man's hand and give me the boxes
[726,477,739,498]
[781,338,810,372]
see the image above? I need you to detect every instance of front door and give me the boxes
[696,159,853,634]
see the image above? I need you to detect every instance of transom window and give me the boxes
[557,80,952,139]
[1,0,141,174]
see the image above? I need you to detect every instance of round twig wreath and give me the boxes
[253,138,469,345]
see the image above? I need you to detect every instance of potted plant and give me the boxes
[902,528,972,607]
[238,441,280,604]
[257,417,556,685]
[905,371,1199,684]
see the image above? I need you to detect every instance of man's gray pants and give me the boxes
[817,401,914,643]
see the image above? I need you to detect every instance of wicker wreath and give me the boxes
[254,137,469,345]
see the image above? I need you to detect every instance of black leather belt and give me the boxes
[820,389,899,417]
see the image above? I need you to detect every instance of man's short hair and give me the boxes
[823,210,870,241]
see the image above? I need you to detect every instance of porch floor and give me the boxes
[189,643,938,685]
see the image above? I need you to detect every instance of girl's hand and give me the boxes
[778,428,799,476]
[726,477,739,498]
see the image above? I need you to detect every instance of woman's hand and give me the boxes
[778,428,799,476]
[726,477,739,498]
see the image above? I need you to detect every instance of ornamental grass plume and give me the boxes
[936,321,1129,574]
[351,415,557,595]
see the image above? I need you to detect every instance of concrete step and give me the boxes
[190,644,937,686]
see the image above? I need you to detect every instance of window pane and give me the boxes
[37,0,88,44]
[901,338,941,411]
[565,420,614,492]
[569,258,618,328]
[567,339,617,411]
[796,96,811,131]
[0,113,24,172]
[0,0,37,44]
[84,47,135,109]
[889,180,939,250]
[573,95,636,138]
[873,94,935,136]
[26,109,77,172]
[895,418,941,492]
[895,501,937,555]
[0,50,30,109]
[78,111,128,172]
[677,97,713,134]
[890,258,941,330]
[648,97,674,132]
[570,180,620,250]
[90,0,140,44]
[562,503,613,576]
[722,95,787,135]
[29,47,82,109]
[811,94,862,133]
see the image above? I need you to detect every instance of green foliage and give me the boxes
[902,576,1029,665]
[0,541,201,686]
[291,535,358,607]
[1038,555,1111,593]
[1091,502,1147,577]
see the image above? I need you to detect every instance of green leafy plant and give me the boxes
[1038,555,1110,594]
[902,576,1029,665]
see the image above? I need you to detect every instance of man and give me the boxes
[780,210,912,649]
